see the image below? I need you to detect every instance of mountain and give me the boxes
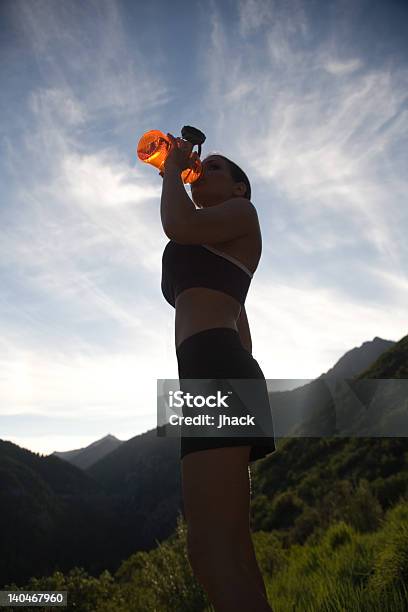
[85,426,182,548]
[1,334,404,590]
[0,439,116,588]
[290,335,407,438]
[270,336,396,438]
[356,334,408,379]
[52,433,125,470]
[0,431,182,589]
[320,336,395,381]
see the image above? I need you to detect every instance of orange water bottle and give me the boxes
[137,126,206,184]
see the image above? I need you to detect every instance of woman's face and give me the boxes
[190,156,245,208]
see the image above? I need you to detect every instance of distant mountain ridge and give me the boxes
[270,336,396,437]
[52,433,124,470]
[320,336,395,381]
[356,334,408,379]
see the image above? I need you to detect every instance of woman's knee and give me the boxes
[187,527,252,578]
[181,446,253,571]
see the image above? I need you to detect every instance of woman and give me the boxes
[160,133,275,612]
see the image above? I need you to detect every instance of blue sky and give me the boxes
[1,0,407,455]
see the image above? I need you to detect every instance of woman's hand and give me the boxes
[160,133,198,178]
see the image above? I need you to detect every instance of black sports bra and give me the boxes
[161,241,253,308]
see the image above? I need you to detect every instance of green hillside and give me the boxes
[3,334,407,610]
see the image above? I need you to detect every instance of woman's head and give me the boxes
[190,153,251,208]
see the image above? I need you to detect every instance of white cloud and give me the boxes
[324,58,364,75]
[61,151,157,209]
[11,0,172,119]
[29,88,86,125]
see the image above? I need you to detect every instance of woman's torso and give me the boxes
[174,212,262,350]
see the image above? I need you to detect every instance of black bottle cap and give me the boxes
[181,126,206,157]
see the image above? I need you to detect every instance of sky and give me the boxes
[0,0,407,456]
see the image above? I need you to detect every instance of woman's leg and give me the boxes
[181,446,273,612]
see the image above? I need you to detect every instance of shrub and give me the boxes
[368,502,408,594]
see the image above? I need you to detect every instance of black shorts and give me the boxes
[176,327,276,463]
